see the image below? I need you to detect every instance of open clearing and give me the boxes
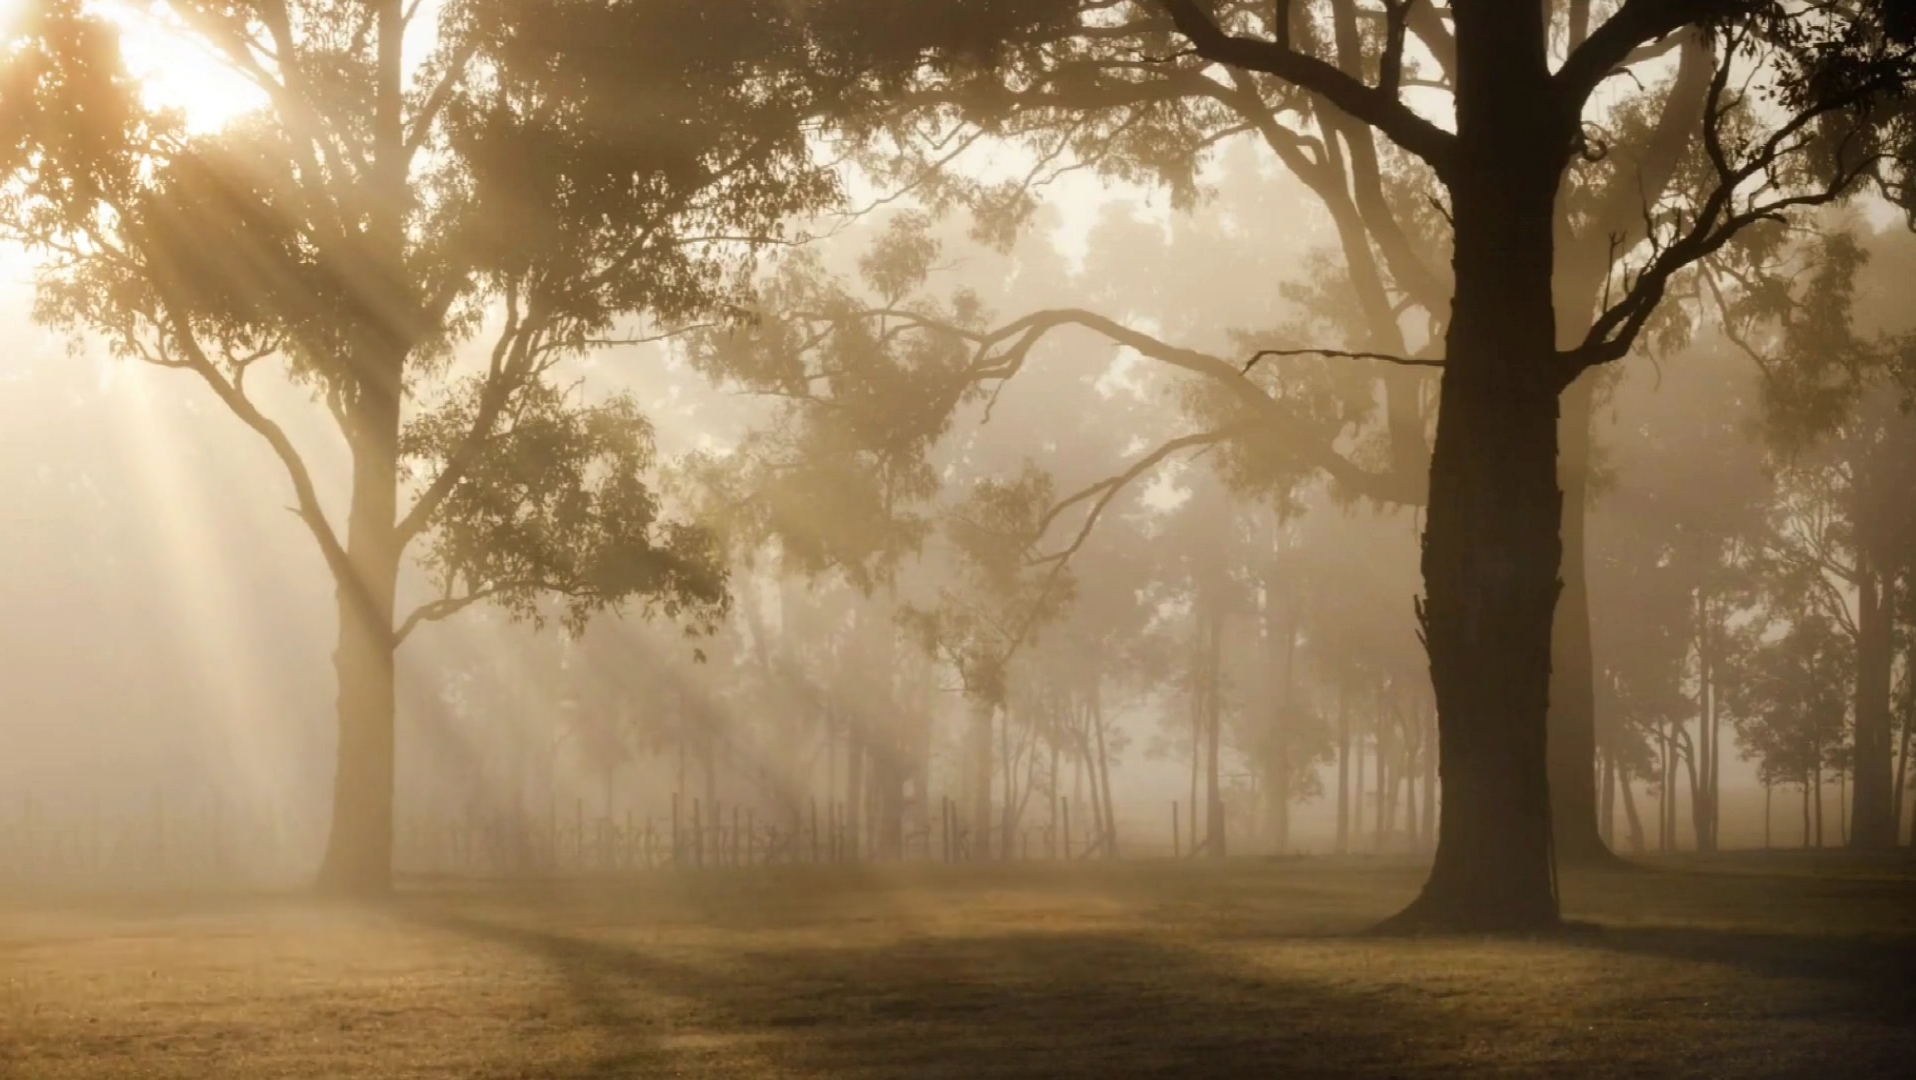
[2,853,1913,1078]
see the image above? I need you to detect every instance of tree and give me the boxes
[824,0,1915,928]
[4,0,854,893]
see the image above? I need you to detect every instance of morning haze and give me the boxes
[1,1,1913,1076]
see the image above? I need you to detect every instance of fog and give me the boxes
[3,139,1909,885]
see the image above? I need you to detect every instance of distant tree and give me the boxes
[1722,222,1916,849]
[3,0,855,893]
[1727,608,1854,848]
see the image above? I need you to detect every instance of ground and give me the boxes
[2,853,1913,1078]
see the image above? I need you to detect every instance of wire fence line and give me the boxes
[0,790,1158,886]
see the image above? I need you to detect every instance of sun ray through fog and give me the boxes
[109,362,301,824]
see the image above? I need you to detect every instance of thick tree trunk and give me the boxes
[1894,702,1913,846]
[1549,373,1619,866]
[315,391,404,897]
[1851,564,1897,847]
[1385,3,1564,931]
[314,0,411,899]
[1419,704,1436,854]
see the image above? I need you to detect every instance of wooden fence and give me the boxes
[0,792,1137,885]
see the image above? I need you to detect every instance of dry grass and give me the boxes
[2,852,1913,1078]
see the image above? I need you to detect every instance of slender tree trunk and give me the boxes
[967,697,993,861]
[1373,685,1388,852]
[1801,779,1811,849]
[1814,766,1824,848]
[1838,766,1848,846]
[845,729,864,863]
[1851,564,1897,847]
[1618,770,1645,856]
[1336,681,1351,855]
[1764,779,1772,850]
[1269,600,1298,853]
[999,702,1016,860]
[1091,685,1119,856]
[1353,725,1366,839]
[1204,603,1226,859]
[1599,750,1616,848]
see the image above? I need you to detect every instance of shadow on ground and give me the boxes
[406,907,1442,1080]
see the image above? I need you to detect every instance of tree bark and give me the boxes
[1894,697,1913,846]
[1549,372,1619,866]
[313,0,413,899]
[314,361,404,897]
[1850,562,1897,847]
[1385,2,1563,931]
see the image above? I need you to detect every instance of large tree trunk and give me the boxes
[1850,563,1898,847]
[1548,372,1618,866]
[1894,698,1913,846]
[315,384,404,897]
[314,0,412,899]
[1385,2,1563,931]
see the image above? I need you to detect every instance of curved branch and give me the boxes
[1156,0,1458,177]
[1556,0,1744,116]
[1033,423,1257,566]
[1243,346,1441,371]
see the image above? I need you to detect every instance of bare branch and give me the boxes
[1243,346,1442,371]
[1556,0,1746,116]
[1156,0,1458,177]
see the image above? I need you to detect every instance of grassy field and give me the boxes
[2,852,1913,1078]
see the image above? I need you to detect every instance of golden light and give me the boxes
[99,1,268,134]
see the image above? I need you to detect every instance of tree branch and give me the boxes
[1556,0,1746,116]
[1243,346,1442,371]
[1156,0,1458,177]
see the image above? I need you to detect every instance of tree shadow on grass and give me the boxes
[403,905,1453,1080]
[1559,923,1916,1019]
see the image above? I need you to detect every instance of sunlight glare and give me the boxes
[99,2,266,134]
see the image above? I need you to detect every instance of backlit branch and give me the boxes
[1156,0,1458,177]
[1243,346,1442,371]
